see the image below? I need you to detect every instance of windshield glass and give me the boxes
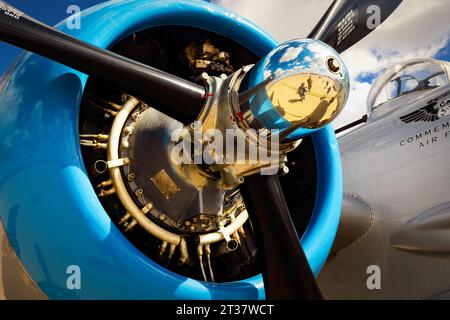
[368,59,449,111]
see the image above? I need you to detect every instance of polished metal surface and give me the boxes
[244,38,349,139]
[329,194,373,255]
[319,59,450,299]
[391,202,450,253]
[192,68,301,188]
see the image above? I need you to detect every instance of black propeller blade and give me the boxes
[240,175,323,300]
[0,1,205,122]
[308,0,402,53]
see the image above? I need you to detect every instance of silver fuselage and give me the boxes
[319,83,450,299]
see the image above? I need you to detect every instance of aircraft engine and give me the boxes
[0,0,344,299]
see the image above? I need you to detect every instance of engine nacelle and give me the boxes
[0,0,342,299]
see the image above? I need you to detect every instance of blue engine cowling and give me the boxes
[0,0,342,299]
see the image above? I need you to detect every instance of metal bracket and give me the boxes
[107,158,130,168]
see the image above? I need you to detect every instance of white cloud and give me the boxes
[335,0,450,128]
[217,0,333,41]
[274,68,283,76]
[216,0,450,128]
[279,46,303,62]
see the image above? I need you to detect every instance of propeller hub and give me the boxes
[241,39,350,139]
[327,56,341,73]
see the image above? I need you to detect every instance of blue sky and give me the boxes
[1,0,449,126]
[0,0,106,75]
[435,40,450,61]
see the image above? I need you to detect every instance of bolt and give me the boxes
[327,57,341,73]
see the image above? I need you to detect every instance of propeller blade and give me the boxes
[240,174,323,300]
[0,1,205,122]
[308,0,402,53]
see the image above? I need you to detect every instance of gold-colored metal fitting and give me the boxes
[141,203,153,215]
[97,187,116,197]
[86,97,118,117]
[80,141,108,149]
[159,241,168,256]
[119,213,131,226]
[179,239,189,265]
[134,189,144,199]
[79,134,109,141]
[125,219,138,232]
[168,244,177,260]
[97,179,113,188]
[106,95,181,248]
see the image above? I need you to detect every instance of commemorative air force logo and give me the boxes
[400,92,450,123]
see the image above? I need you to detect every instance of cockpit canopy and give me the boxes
[367,59,450,114]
